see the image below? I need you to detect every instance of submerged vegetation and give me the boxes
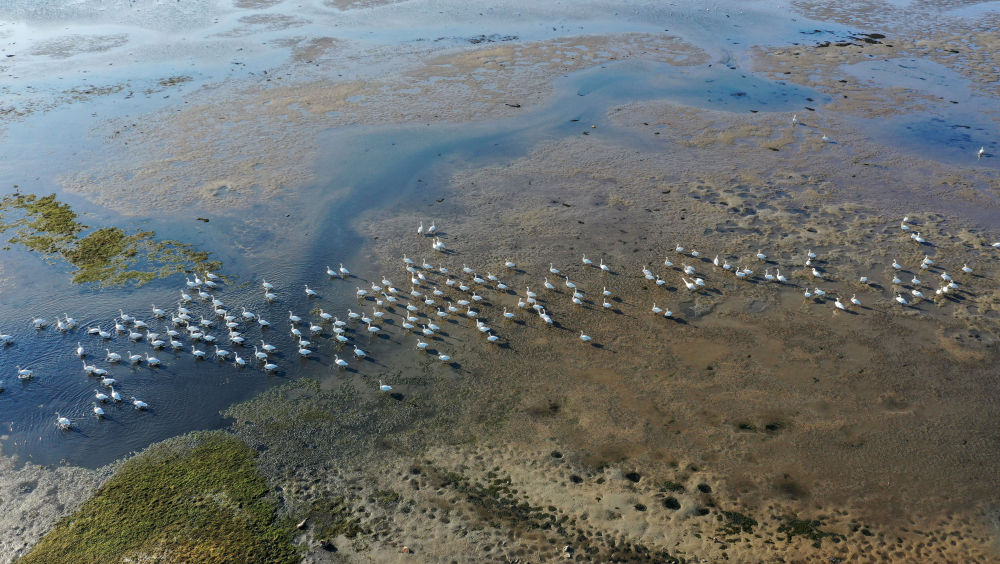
[0,192,219,286]
[19,431,298,564]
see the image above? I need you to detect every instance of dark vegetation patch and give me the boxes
[0,192,220,286]
[19,431,298,564]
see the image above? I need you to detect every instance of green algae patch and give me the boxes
[18,431,298,564]
[0,192,220,287]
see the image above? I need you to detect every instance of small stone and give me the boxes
[401,546,412,554]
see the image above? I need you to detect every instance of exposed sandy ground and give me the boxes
[0,452,115,563]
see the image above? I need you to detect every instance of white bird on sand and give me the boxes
[379,381,393,392]
[850,294,861,306]
[652,303,663,314]
[582,254,593,266]
[549,263,560,275]
[834,298,846,310]
[962,264,973,274]
[334,355,349,369]
[438,353,451,362]
[776,269,788,283]
[599,259,610,272]
[756,249,767,260]
[895,294,909,305]
[579,331,592,343]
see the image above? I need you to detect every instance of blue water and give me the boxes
[0,59,827,469]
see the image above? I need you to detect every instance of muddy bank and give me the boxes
[0,452,114,564]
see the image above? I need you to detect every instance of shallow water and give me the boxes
[0,53,827,468]
[844,57,1000,167]
[2,2,1000,561]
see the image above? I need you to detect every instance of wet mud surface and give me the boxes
[2,0,1000,562]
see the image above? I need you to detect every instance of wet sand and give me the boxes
[2,0,1000,562]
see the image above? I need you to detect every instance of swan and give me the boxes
[131,397,148,410]
[55,413,71,429]
[334,355,349,369]
[582,254,593,266]
[579,332,592,342]
[76,342,85,358]
[109,386,122,402]
[93,402,105,418]
[95,389,109,402]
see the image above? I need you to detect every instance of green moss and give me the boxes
[0,193,220,287]
[373,489,401,505]
[658,480,686,493]
[778,516,843,546]
[308,496,370,541]
[18,431,298,564]
[718,510,758,535]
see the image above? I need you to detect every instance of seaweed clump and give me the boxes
[19,431,298,564]
[0,192,220,286]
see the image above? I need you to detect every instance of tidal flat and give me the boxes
[1,0,999,562]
